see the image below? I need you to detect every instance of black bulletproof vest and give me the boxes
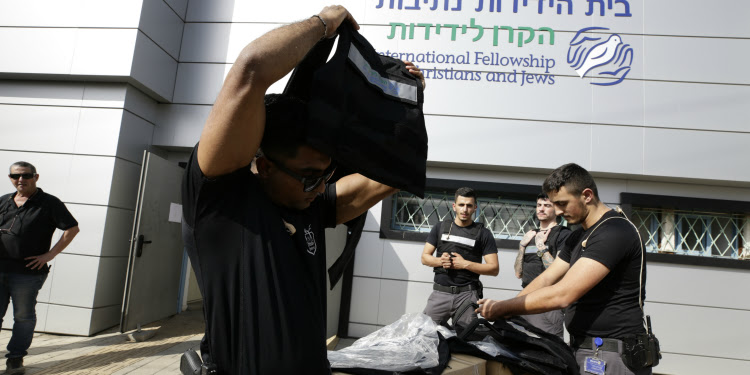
[284,22,427,197]
[521,225,567,287]
[433,219,484,277]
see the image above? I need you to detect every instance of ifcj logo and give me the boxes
[567,27,634,86]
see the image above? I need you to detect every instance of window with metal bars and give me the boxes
[390,191,537,240]
[380,179,544,246]
[630,208,747,259]
[623,193,750,261]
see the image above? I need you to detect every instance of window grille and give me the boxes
[390,191,537,240]
[631,207,748,259]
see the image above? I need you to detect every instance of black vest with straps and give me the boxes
[433,219,484,279]
[521,225,567,287]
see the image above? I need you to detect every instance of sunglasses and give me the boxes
[265,156,336,192]
[8,173,36,180]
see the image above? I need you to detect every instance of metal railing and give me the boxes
[391,191,537,240]
[391,194,750,260]
[630,207,749,259]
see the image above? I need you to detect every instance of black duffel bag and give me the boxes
[450,316,579,375]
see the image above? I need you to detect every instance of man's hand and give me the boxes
[475,298,508,320]
[403,60,426,90]
[450,252,471,270]
[535,229,551,249]
[25,252,55,271]
[317,5,359,38]
[440,252,453,269]
[520,230,536,247]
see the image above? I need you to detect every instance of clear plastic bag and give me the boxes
[328,313,446,371]
[508,321,540,339]
[469,335,521,360]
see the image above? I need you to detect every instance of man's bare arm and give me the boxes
[514,230,536,279]
[514,246,525,279]
[334,174,397,225]
[421,242,441,267]
[25,226,80,270]
[450,252,499,276]
[198,6,359,177]
[477,257,608,320]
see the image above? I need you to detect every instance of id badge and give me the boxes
[584,357,606,375]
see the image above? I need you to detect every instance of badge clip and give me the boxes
[584,337,606,375]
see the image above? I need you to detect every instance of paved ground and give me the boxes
[0,303,204,374]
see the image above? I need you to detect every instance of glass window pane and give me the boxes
[678,215,706,253]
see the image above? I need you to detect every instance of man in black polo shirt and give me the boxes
[0,161,79,374]
[477,164,652,375]
[181,5,425,374]
[513,192,570,338]
[421,187,498,327]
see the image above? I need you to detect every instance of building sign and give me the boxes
[568,26,633,86]
[374,0,635,86]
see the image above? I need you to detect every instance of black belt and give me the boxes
[571,336,623,353]
[433,283,476,294]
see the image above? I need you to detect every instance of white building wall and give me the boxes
[151,1,750,373]
[0,82,150,335]
[0,0,182,335]
[1,0,748,371]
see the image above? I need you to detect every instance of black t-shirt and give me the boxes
[182,145,337,374]
[0,188,78,274]
[558,210,647,339]
[521,226,571,288]
[426,221,497,286]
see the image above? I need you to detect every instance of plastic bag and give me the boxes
[328,313,444,371]
[469,335,521,361]
[508,321,541,339]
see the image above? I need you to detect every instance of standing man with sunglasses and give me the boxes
[0,162,79,374]
[181,5,425,374]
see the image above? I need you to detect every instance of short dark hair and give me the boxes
[9,161,36,174]
[260,94,310,160]
[454,187,477,204]
[533,191,562,224]
[542,163,599,199]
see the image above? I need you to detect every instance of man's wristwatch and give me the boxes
[536,248,548,258]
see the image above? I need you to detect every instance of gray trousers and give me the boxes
[423,289,478,327]
[522,309,564,339]
[573,342,652,375]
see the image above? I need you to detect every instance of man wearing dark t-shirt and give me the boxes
[0,161,79,374]
[421,187,498,326]
[477,164,651,375]
[514,192,570,338]
[181,5,425,374]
